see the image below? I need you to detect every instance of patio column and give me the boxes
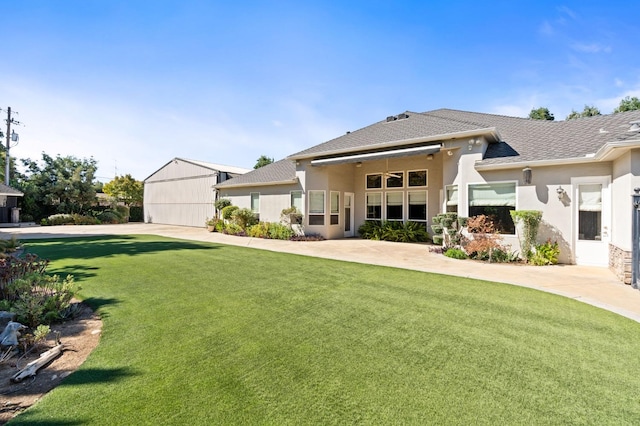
[632,188,640,289]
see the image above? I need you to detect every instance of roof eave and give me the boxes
[593,138,640,161]
[215,178,299,189]
[288,127,500,161]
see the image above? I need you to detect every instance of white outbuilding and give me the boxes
[143,158,250,227]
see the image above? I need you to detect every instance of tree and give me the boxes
[528,107,555,121]
[566,104,602,120]
[103,174,143,206]
[18,154,98,220]
[614,96,640,113]
[254,155,274,169]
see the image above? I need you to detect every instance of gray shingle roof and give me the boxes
[0,183,23,196]
[288,111,494,159]
[215,158,297,188]
[290,108,640,166]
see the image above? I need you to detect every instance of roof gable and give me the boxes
[215,159,297,188]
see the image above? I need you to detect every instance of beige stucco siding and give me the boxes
[219,183,303,224]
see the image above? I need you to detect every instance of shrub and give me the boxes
[432,235,444,245]
[72,214,101,225]
[248,222,270,238]
[231,208,258,230]
[97,210,122,224]
[223,223,245,236]
[358,221,384,240]
[530,240,560,266]
[10,273,79,327]
[510,210,543,262]
[359,221,429,243]
[221,205,239,220]
[20,214,34,223]
[114,205,130,221]
[45,214,75,226]
[215,198,232,211]
[464,215,505,263]
[268,222,294,240]
[129,206,143,222]
[444,248,468,260]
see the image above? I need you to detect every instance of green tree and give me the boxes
[566,105,602,120]
[528,107,555,121]
[18,154,98,220]
[103,174,143,206]
[254,155,274,169]
[614,96,640,113]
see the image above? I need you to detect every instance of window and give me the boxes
[250,193,260,213]
[291,191,302,212]
[330,191,340,225]
[386,192,403,220]
[468,182,516,234]
[308,190,325,226]
[578,184,602,240]
[386,172,404,188]
[408,191,427,221]
[366,192,382,220]
[408,170,427,187]
[366,174,382,189]
[446,185,458,213]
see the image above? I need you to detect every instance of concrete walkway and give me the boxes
[3,223,640,323]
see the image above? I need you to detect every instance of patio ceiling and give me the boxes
[310,144,442,166]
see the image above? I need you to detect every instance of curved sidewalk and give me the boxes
[3,223,640,323]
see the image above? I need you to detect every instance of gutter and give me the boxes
[215,177,299,189]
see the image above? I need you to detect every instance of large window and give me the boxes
[578,184,602,240]
[408,191,427,222]
[366,192,382,220]
[308,190,325,226]
[468,182,516,234]
[446,185,458,213]
[386,192,403,220]
[290,191,302,211]
[250,193,260,221]
[330,191,340,225]
[250,193,260,213]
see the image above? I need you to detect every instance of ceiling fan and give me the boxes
[383,158,401,179]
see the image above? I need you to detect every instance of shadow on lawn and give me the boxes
[25,235,219,261]
[47,264,100,283]
[59,367,139,387]
[7,420,85,425]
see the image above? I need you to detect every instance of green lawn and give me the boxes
[9,235,640,425]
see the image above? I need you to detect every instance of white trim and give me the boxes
[250,192,260,214]
[330,191,340,226]
[309,145,442,166]
[289,127,500,160]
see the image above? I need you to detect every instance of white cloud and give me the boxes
[539,20,554,36]
[570,43,612,53]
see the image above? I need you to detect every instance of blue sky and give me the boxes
[2,1,639,181]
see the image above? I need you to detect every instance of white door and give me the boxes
[344,193,355,237]
[572,177,610,266]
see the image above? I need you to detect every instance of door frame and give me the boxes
[344,192,355,237]
[571,176,611,266]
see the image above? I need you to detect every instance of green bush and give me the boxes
[510,210,543,262]
[231,208,258,230]
[530,240,560,266]
[268,223,294,240]
[432,235,444,245]
[444,248,468,259]
[215,198,232,211]
[97,210,122,224]
[224,223,245,236]
[10,273,79,327]
[358,221,429,243]
[248,223,270,238]
[45,214,75,226]
[129,206,143,222]
[72,214,101,225]
[114,205,130,221]
[221,205,239,220]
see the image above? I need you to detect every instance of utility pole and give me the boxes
[4,107,20,186]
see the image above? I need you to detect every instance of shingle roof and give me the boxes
[288,111,495,159]
[289,108,640,166]
[215,158,297,188]
[0,183,23,196]
[427,109,640,166]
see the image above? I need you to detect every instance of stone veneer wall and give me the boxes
[609,243,632,285]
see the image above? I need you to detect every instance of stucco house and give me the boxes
[144,158,250,227]
[216,108,640,283]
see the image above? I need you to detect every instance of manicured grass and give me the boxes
[9,235,640,424]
